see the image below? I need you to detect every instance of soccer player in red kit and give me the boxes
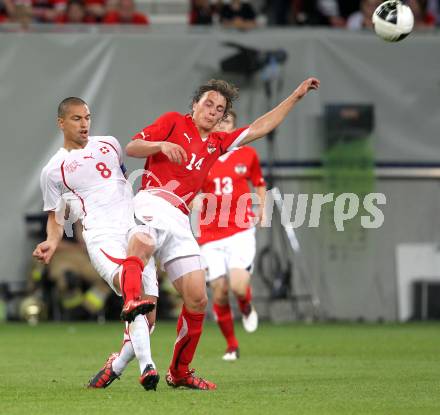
[126,77,320,390]
[198,111,266,361]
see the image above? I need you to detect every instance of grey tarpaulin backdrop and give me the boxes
[0,28,439,320]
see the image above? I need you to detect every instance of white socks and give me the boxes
[111,318,155,375]
[128,315,155,373]
[112,341,134,375]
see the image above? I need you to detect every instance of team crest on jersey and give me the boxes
[207,138,217,154]
[64,160,82,173]
[235,163,247,175]
[100,146,110,154]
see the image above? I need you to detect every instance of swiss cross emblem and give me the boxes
[100,146,110,154]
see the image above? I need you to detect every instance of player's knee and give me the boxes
[213,288,228,305]
[230,277,247,297]
[214,294,228,306]
[129,233,155,260]
[197,294,208,310]
[230,284,243,297]
[144,236,156,254]
[187,293,208,311]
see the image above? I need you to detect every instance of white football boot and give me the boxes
[242,306,258,333]
[222,347,240,361]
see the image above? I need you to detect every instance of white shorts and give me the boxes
[200,227,256,282]
[83,227,159,297]
[134,190,202,281]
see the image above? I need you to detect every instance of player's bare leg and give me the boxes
[211,276,240,361]
[230,268,258,333]
[166,267,216,390]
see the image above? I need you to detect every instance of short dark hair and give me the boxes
[58,97,87,118]
[191,79,239,118]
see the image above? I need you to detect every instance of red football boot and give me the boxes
[120,297,155,322]
[165,369,216,390]
[87,353,120,389]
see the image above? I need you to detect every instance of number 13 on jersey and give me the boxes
[213,177,233,195]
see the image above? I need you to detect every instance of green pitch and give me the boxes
[1,322,439,415]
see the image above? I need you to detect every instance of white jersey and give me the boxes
[40,136,135,232]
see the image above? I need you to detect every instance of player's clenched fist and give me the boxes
[33,240,57,264]
[294,77,320,100]
[159,142,188,165]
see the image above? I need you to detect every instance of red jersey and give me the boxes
[198,146,265,245]
[132,112,249,214]
[103,11,149,25]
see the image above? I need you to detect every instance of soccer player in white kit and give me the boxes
[198,111,266,361]
[126,77,320,390]
[33,97,160,391]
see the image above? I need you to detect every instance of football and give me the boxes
[372,1,414,42]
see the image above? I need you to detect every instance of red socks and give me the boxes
[237,286,252,316]
[170,305,205,377]
[120,256,144,303]
[100,250,144,303]
[213,303,239,350]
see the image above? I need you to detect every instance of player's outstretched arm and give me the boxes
[240,77,320,146]
[126,140,163,158]
[126,140,188,164]
[32,211,64,265]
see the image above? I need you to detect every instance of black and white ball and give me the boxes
[372,1,414,42]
